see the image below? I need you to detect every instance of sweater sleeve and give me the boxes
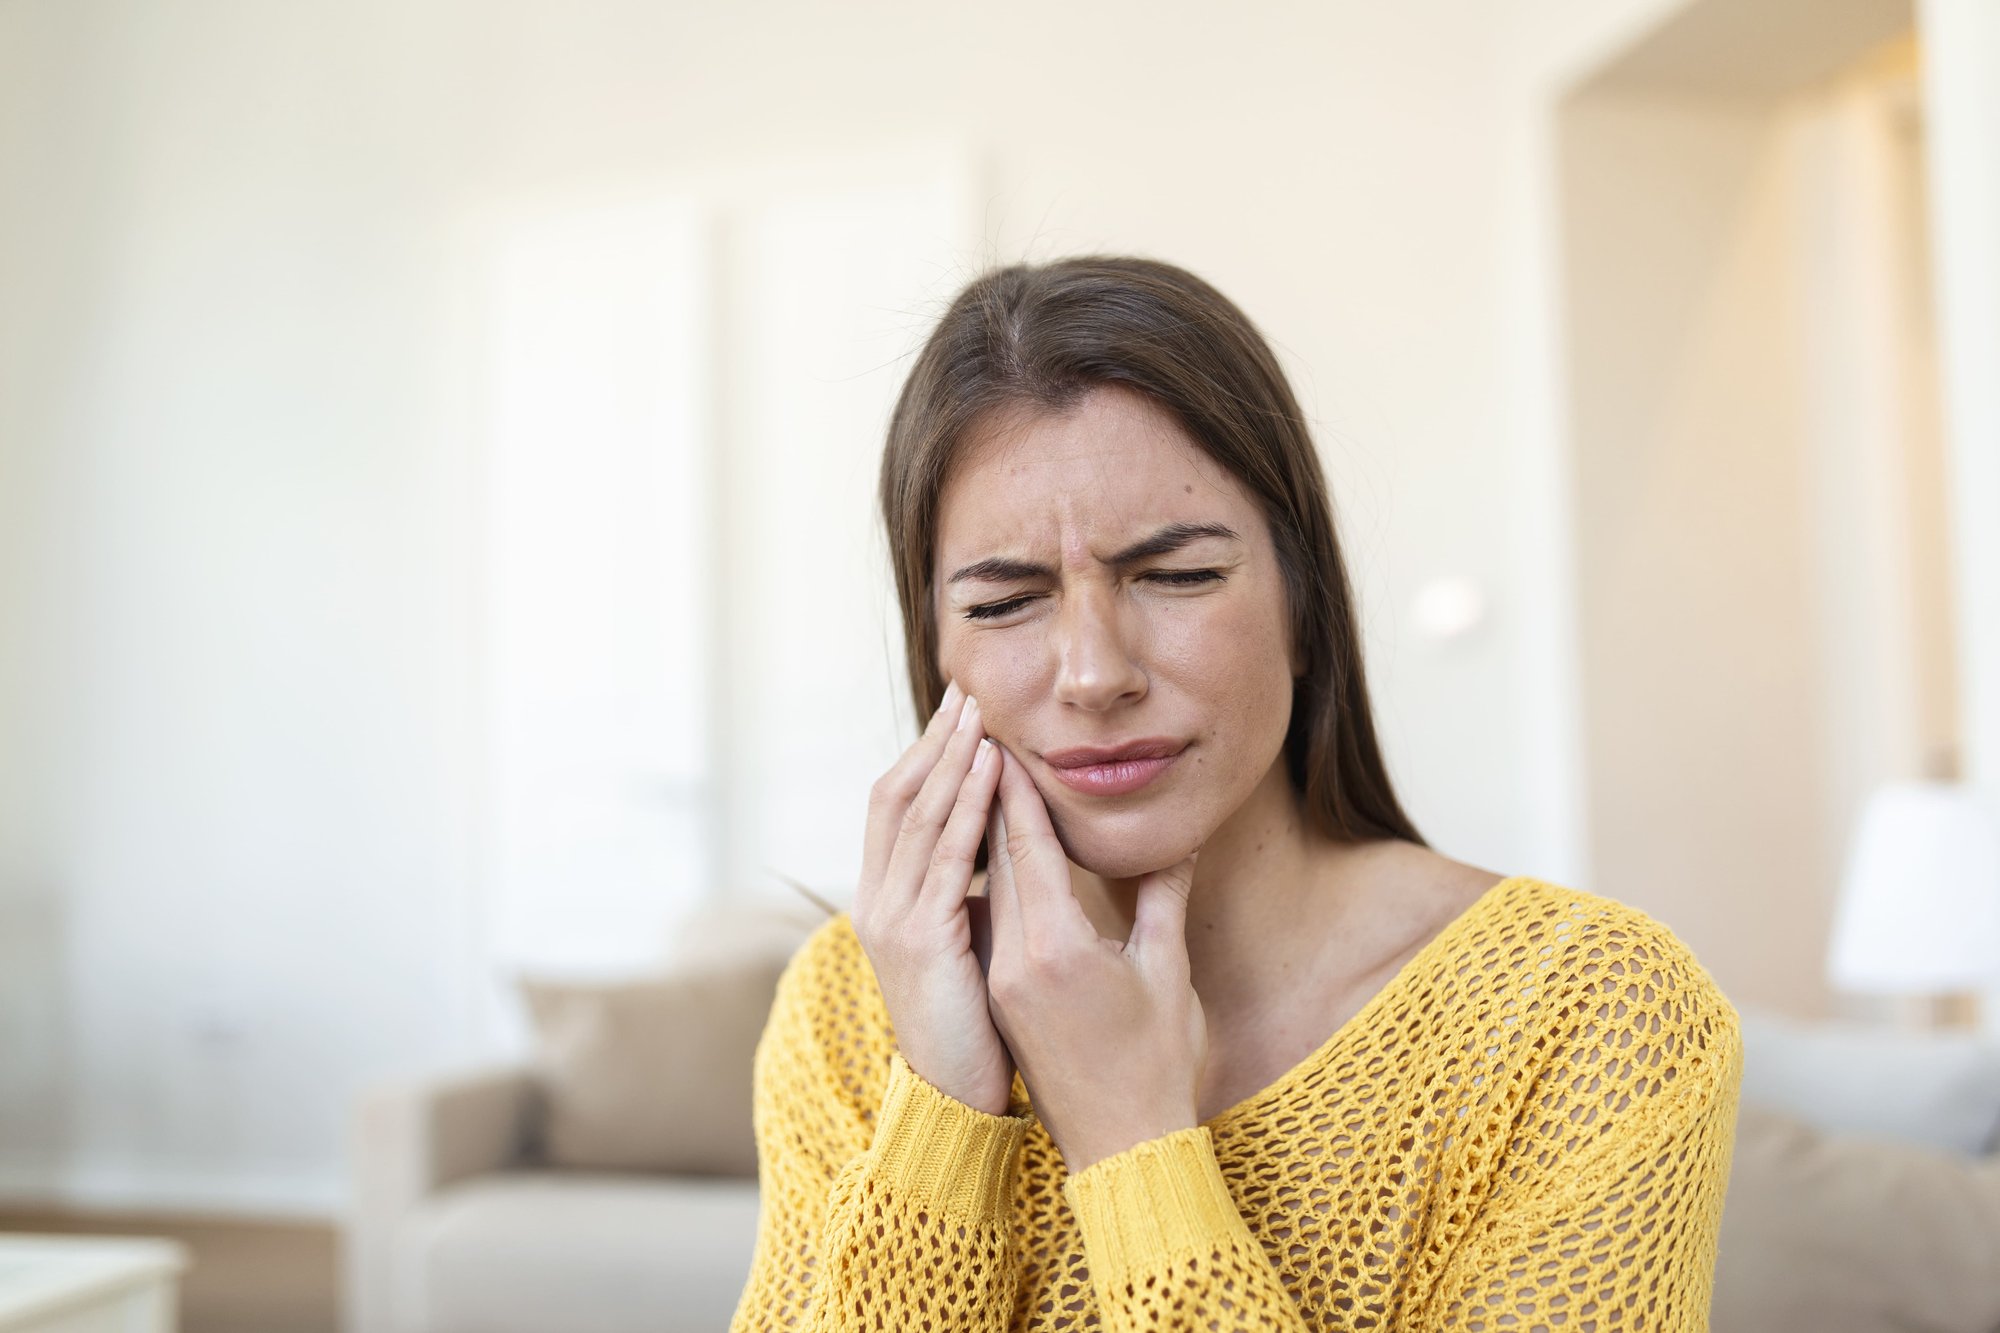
[1417,949,1748,1333]
[1060,1126,1316,1333]
[727,920,1032,1333]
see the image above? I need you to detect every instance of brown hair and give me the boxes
[878,254,1426,849]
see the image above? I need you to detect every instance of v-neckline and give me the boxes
[1194,873,1533,1131]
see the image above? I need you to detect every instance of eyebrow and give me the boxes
[945,521,1244,586]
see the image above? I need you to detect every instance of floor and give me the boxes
[0,1207,339,1333]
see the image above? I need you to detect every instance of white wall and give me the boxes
[0,0,494,1213]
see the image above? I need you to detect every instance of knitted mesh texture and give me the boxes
[729,875,1744,1333]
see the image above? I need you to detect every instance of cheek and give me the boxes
[1162,599,1296,767]
[938,631,1042,736]
[1159,587,1290,687]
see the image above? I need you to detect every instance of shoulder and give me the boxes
[1485,876,1744,1140]
[764,909,898,1100]
[778,907,864,989]
[1494,877,1737,1013]
[774,909,886,1028]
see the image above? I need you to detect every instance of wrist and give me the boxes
[1060,1113,1199,1176]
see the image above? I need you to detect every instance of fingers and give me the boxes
[985,799,1020,956]
[861,680,964,890]
[993,745,1093,941]
[1128,848,1201,968]
[920,733,1001,917]
[877,692,1000,924]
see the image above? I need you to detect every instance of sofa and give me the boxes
[345,900,2000,1333]
[344,897,823,1333]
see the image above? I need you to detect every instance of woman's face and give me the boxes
[932,383,1302,880]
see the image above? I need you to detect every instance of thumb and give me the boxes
[1127,847,1200,967]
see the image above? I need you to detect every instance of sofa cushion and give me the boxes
[1737,1003,2000,1154]
[516,957,783,1176]
[514,898,821,1176]
[398,1170,761,1333]
[1712,1104,2000,1333]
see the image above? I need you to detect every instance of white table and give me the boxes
[0,1234,189,1333]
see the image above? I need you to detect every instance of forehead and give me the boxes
[934,386,1257,563]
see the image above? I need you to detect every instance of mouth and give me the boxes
[1040,738,1188,797]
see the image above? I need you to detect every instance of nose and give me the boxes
[1051,580,1148,711]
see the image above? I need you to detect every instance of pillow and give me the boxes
[1713,1103,2000,1333]
[515,952,789,1176]
[1737,1003,2000,1155]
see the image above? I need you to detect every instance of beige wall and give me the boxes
[1561,89,1832,1015]
[1556,10,1974,1024]
[1919,0,2000,1031]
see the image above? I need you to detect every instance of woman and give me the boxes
[729,256,1743,1333]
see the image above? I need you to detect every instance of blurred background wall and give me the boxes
[0,0,1995,1220]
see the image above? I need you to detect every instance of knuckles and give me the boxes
[1021,938,1069,978]
[928,838,974,876]
[897,794,940,841]
[867,771,914,813]
[1002,827,1038,865]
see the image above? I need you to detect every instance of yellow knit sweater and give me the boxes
[728,873,1744,1332]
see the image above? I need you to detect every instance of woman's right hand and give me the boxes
[851,679,1014,1116]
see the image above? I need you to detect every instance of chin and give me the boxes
[1044,803,1208,881]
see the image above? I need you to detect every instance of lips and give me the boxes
[1041,738,1188,797]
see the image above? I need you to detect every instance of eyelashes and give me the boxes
[965,596,1035,622]
[961,570,1226,622]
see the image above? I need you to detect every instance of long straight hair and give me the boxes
[876,254,1426,853]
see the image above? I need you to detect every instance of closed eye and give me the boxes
[961,569,1225,621]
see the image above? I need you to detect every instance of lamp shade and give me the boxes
[1827,781,2000,993]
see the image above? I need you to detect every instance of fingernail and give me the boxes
[972,738,994,773]
[957,695,980,731]
[938,680,961,713]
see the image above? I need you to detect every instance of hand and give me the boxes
[850,681,1016,1116]
[981,743,1207,1173]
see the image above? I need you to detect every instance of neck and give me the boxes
[1066,757,1397,1015]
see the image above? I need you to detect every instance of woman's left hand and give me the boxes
[981,742,1208,1174]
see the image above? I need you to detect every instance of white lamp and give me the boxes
[1827,781,2000,1027]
